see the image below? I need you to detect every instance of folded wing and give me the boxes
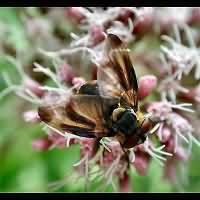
[97,33,138,111]
[38,94,118,138]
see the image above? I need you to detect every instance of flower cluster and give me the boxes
[1,7,200,192]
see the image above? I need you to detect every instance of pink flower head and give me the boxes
[147,101,172,121]
[58,63,76,84]
[158,125,172,143]
[89,25,106,46]
[23,78,44,97]
[65,7,86,24]
[99,141,128,179]
[138,75,157,100]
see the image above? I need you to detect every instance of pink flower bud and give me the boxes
[163,158,177,183]
[188,8,200,25]
[134,143,146,152]
[133,12,153,35]
[23,110,40,123]
[161,127,171,143]
[58,63,76,84]
[119,172,130,192]
[138,75,157,100]
[65,7,86,24]
[117,8,135,23]
[72,77,86,87]
[23,78,44,97]
[164,136,175,153]
[32,138,52,151]
[133,151,151,176]
[179,86,199,102]
[89,25,105,46]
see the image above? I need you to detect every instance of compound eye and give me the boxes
[112,107,126,122]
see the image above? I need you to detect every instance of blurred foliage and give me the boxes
[0,7,200,192]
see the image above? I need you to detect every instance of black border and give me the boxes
[0,1,200,7]
[0,192,199,199]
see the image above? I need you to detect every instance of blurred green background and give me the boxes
[0,7,200,192]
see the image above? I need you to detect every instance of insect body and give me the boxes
[38,33,155,149]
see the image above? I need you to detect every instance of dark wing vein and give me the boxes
[38,94,117,138]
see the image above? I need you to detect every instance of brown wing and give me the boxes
[38,94,118,138]
[97,33,138,111]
